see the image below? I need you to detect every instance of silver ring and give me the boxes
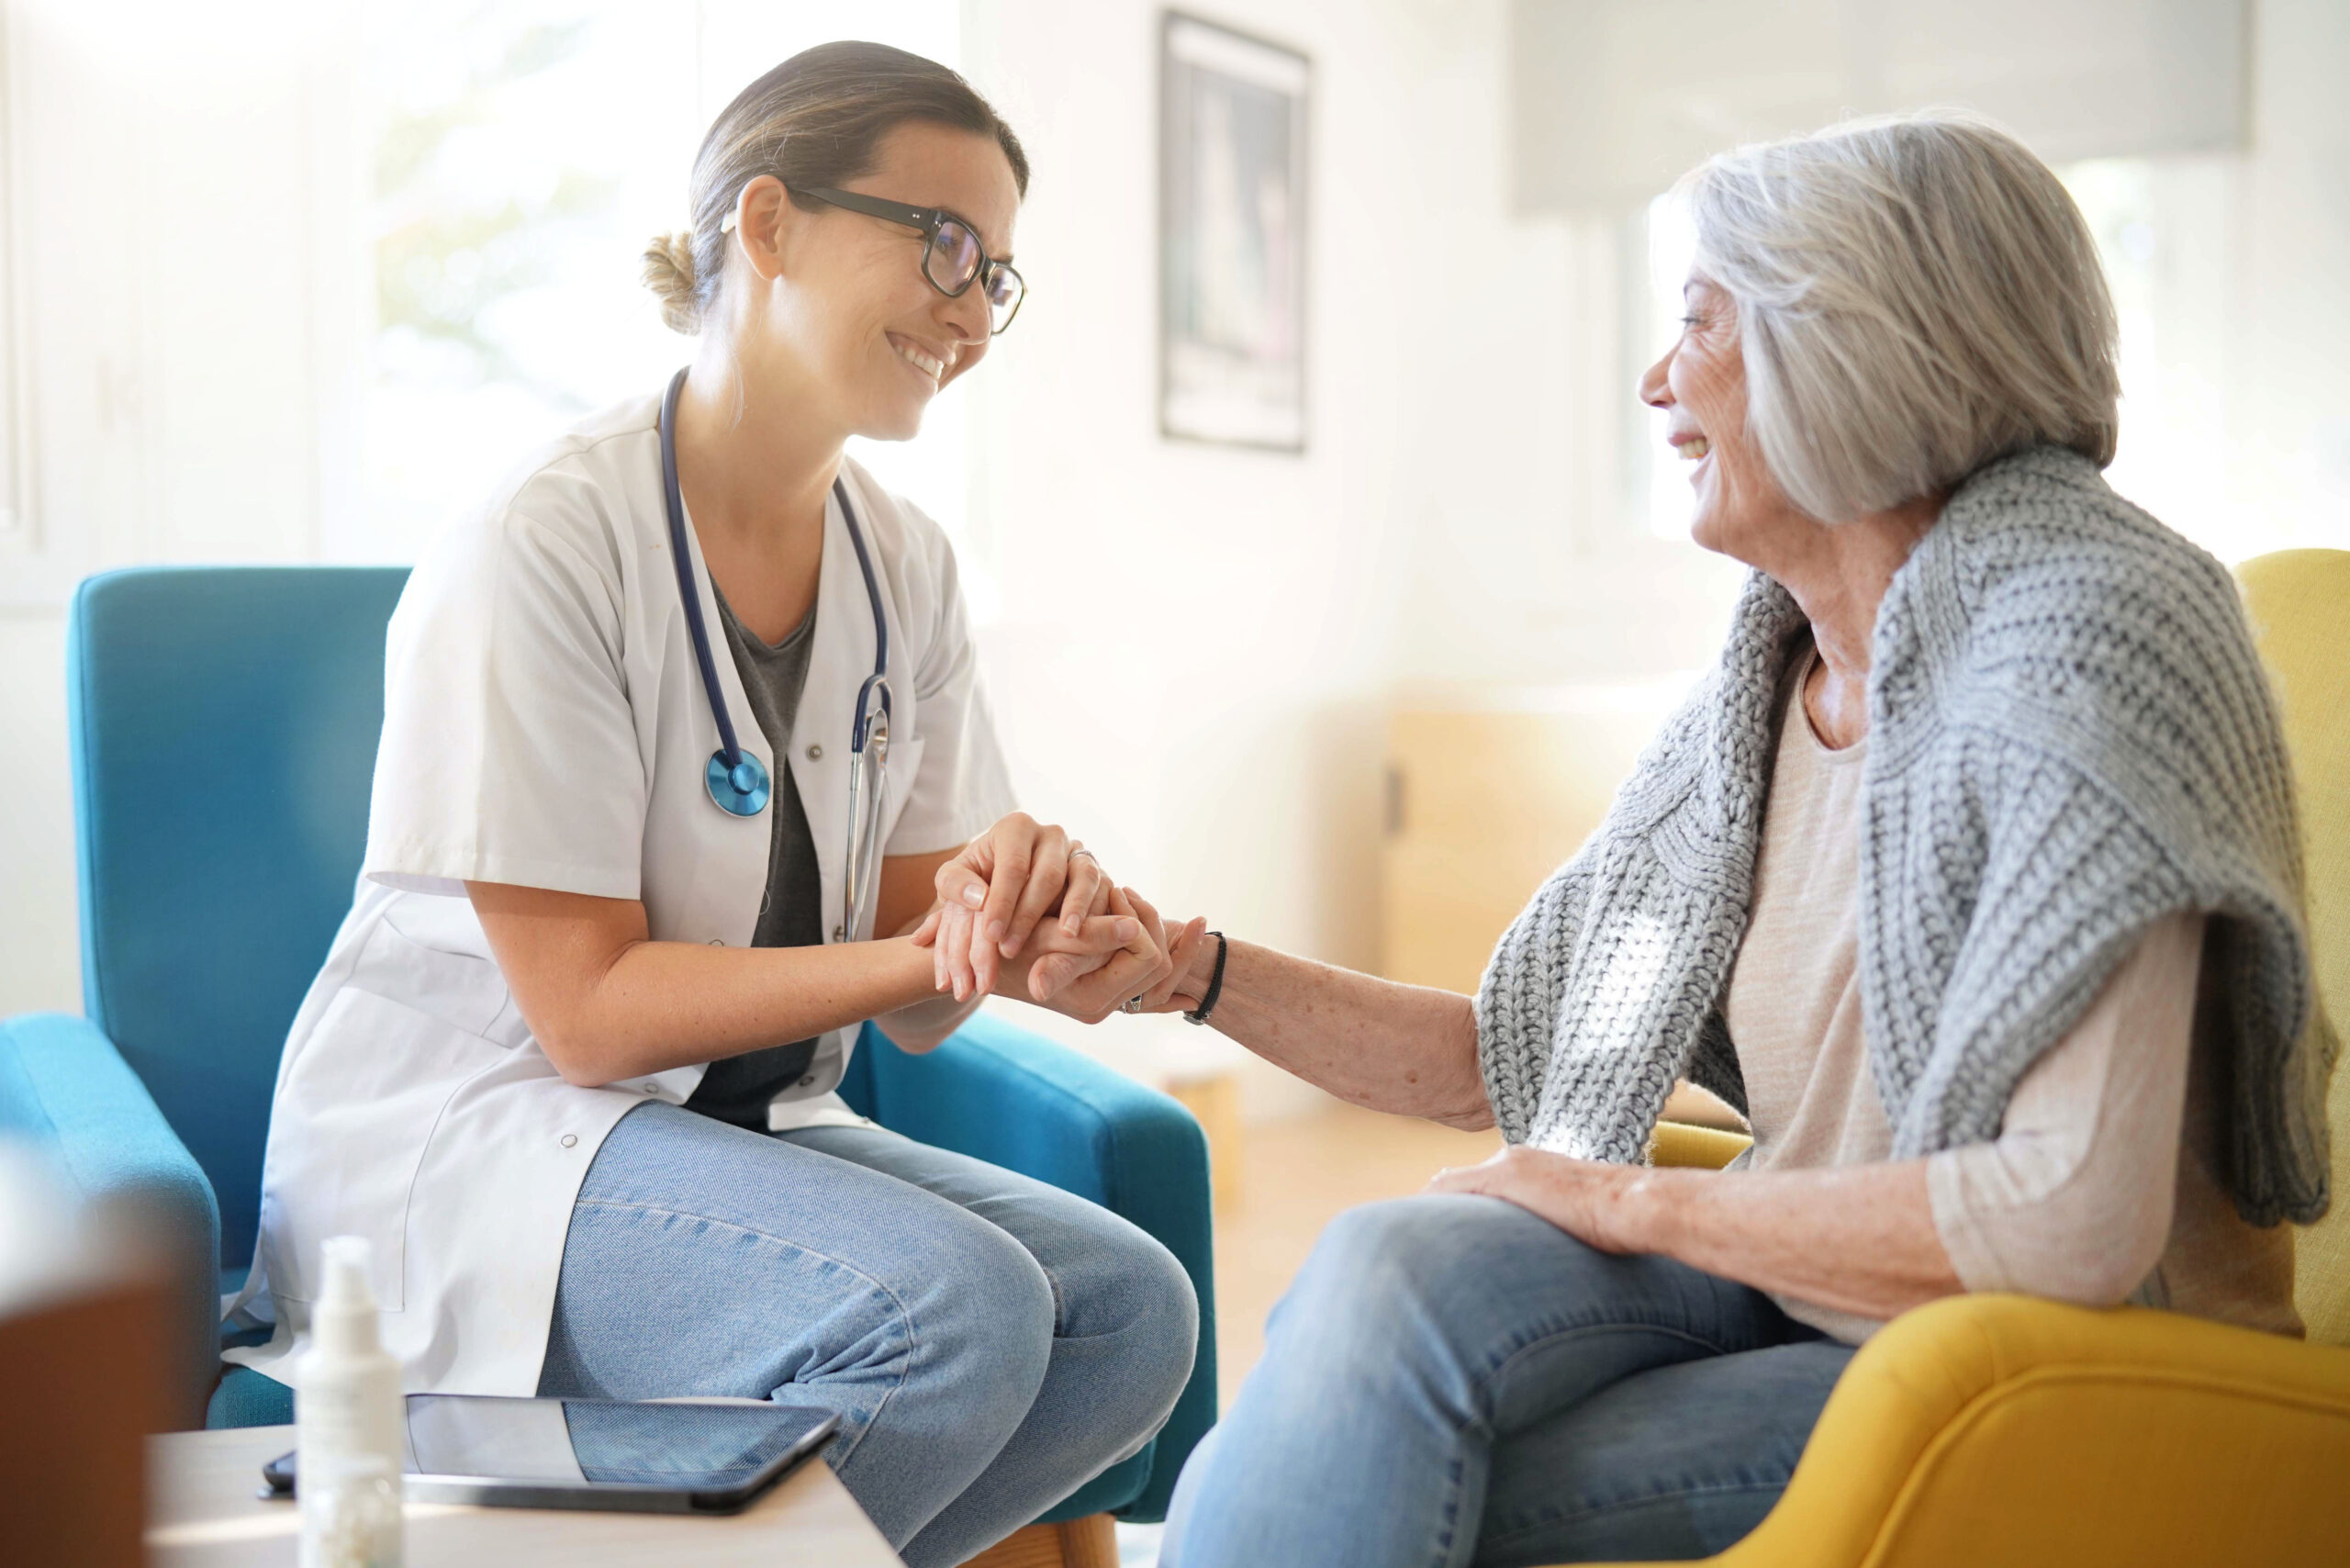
[1069,847,1098,865]
[1120,996,1145,1014]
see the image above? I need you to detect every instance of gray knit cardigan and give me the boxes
[1474,446,2335,1226]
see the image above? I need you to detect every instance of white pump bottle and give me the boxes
[296,1235,406,1568]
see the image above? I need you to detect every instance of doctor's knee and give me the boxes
[906,1216,1057,1405]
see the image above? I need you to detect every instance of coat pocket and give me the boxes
[266,986,509,1310]
[349,899,516,1040]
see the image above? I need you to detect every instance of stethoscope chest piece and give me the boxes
[705,749,772,817]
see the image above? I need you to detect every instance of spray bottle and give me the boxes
[296,1235,405,1568]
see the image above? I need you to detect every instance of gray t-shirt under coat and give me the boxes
[682,583,827,1130]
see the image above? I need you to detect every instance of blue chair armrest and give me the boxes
[846,1016,1217,1522]
[0,1011,221,1428]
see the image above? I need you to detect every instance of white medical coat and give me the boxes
[226,393,1016,1394]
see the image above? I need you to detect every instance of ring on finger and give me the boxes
[1120,995,1145,1014]
[1069,846,1099,865]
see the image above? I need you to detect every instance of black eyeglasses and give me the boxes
[801,186,1024,334]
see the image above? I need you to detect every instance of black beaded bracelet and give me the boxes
[1184,931,1229,1026]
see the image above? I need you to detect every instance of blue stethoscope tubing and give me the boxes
[659,365,895,941]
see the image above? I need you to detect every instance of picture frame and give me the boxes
[1158,11,1310,453]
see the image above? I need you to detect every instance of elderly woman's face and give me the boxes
[1638,274,1803,557]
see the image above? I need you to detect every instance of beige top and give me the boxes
[1723,645,2301,1344]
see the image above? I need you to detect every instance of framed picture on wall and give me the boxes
[1158,12,1309,452]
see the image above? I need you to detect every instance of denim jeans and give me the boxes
[534,1103,1198,1568]
[1160,1194,1854,1568]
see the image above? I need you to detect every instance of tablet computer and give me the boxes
[263,1394,839,1515]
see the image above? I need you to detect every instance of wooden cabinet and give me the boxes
[1379,683,1691,995]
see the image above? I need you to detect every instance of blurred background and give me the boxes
[2,0,2346,1426]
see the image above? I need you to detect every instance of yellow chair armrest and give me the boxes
[1566,1293,2350,1568]
[1649,1120,1752,1170]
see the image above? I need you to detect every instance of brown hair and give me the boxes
[643,41,1029,334]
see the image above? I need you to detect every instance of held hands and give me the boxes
[909,812,1211,1022]
[978,883,1204,1024]
[913,812,1109,995]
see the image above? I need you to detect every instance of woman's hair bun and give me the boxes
[642,230,700,334]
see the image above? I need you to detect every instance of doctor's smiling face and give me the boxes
[1638,274,1807,561]
[727,120,1020,443]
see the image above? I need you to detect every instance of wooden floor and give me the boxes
[1209,1101,1503,1408]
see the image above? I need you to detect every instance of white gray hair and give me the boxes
[1679,113,2120,523]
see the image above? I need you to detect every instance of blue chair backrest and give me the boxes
[69,566,411,1273]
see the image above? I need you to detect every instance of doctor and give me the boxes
[229,42,1201,1568]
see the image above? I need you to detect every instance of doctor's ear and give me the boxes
[724,176,796,284]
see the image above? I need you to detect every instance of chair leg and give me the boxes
[960,1513,1119,1568]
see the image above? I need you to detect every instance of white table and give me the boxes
[147,1425,902,1567]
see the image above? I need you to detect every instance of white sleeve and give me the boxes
[363,510,648,900]
[1924,913,2202,1305]
[885,520,1016,856]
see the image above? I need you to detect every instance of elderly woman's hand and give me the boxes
[981,882,1191,1021]
[1424,1146,1662,1255]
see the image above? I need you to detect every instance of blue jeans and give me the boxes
[1161,1195,1854,1567]
[534,1103,1198,1568]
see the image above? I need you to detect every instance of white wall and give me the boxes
[954,0,1571,1112]
[0,613,73,1014]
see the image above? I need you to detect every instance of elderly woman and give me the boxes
[1124,115,2334,1566]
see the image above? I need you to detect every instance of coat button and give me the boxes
[560,1134,577,1148]
[642,1082,657,1093]
[806,744,823,760]
[798,1076,814,1088]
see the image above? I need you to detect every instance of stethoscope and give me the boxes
[659,366,894,943]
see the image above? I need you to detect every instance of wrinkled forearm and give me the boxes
[1627,1158,1963,1320]
[1183,938,1493,1129]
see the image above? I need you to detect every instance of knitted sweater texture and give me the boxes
[1474,447,2335,1226]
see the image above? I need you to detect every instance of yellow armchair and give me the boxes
[1608,1285,2350,1568]
[1572,548,2350,1568]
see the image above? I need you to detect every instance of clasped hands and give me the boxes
[909,812,1214,1024]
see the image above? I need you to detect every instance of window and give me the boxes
[1628,194,1696,542]
[2061,156,2239,557]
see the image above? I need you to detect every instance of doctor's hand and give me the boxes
[913,812,1112,998]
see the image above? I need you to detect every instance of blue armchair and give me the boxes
[0,565,1215,1525]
